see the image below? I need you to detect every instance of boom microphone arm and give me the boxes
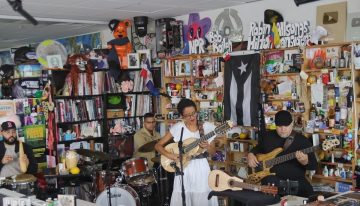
[7,0,38,25]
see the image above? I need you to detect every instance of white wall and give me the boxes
[174,0,360,41]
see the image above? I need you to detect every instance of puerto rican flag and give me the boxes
[140,60,160,96]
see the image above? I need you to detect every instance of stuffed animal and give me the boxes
[107,19,132,73]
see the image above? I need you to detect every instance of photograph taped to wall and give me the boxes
[46,54,63,68]
[127,53,140,69]
[137,49,151,65]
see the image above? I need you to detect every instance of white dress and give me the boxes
[169,121,218,206]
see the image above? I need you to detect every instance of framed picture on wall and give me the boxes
[127,53,139,69]
[137,49,151,65]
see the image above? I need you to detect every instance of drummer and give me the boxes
[133,113,160,168]
[0,121,37,177]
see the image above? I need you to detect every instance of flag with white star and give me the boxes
[224,53,260,126]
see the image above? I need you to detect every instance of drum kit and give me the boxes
[76,140,170,206]
[0,173,37,196]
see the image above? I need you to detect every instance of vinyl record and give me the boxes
[36,40,67,68]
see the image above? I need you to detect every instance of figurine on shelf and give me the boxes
[107,19,132,80]
[322,165,329,177]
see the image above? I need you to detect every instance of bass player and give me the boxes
[155,98,218,206]
[247,110,317,197]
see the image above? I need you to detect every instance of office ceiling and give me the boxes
[0,0,265,50]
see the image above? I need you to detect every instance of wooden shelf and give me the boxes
[305,42,352,49]
[264,111,302,116]
[312,174,353,183]
[164,75,191,78]
[167,53,222,60]
[302,68,351,73]
[266,98,299,101]
[193,88,222,91]
[318,161,352,167]
[263,72,300,77]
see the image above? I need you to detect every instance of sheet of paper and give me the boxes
[277,80,292,95]
[311,83,324,105]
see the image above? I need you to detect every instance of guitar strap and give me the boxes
[283,132,296,151]
[191,121,208,160]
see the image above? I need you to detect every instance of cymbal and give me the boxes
[76,149,109,161]
[151,156,160,163]
[138,140,158,153]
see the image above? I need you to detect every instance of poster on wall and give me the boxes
[316,2,347,43]
[0,100,16,116]
[57,32,102,54]
[346,12,360,41]
[0,51,14,66]
[23,124,46,148]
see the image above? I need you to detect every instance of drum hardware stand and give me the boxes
[106,154,113,206]
[178,127,186,206]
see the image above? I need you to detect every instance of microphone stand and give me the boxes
[178,127,186,206]
[106,155,113,206]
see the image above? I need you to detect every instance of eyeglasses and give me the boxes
[183,111,198,119]
[145,121,156,124]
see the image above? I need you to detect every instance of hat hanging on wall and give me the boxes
[264,9,283,24]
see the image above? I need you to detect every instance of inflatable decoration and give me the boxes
[107,19,132,80]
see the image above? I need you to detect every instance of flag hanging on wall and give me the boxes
[224,53,260,126]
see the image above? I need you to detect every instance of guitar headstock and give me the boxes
[215,121,234,135]
[260,185,278,195]
[322,137,340,151]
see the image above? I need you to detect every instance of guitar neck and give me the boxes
[266,145,319,167]
[183,131,216,153]
[231,180,262,192]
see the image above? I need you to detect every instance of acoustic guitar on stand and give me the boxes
[208,170,278,195]
[161,121,233,173]
[248,138,340,184]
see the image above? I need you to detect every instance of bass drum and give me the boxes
[95,185,140,206]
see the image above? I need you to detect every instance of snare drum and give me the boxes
[4,174,37,196]
[122,157,155,186]
[95,170,120,194]
[95,185,140,206]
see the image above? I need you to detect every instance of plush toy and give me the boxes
[260,79,276,94]
[107,19,132,75]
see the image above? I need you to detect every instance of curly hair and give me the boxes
[177,98,197,115]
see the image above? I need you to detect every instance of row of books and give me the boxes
[55,97,103,123]
[71,71,106,96]
[105,70,145,93]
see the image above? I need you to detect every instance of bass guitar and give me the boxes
[208,170,278,195]
[248,138,340,183]
[161,121,233,173]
